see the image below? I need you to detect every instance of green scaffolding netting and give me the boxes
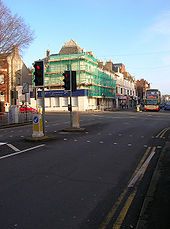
[44,53,116,98]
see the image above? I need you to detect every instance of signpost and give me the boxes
[22,82,29,121]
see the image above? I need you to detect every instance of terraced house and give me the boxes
[31,40,138,111]
[32,40,117,111]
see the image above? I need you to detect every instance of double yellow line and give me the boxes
[155,127,170,138]
[99,127,170,229]
[99,147,155,229]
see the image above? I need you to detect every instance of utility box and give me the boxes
[9,106,19,123]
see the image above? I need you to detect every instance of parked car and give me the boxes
[18,105,37,113]
[164,102,170,110]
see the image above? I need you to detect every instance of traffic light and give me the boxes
[63,71,70,90]
[63,71,77,91]
[33,60,44,87]
[71,71,77,92]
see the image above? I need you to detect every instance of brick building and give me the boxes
[0,46,32,111]
[136,79,150,103]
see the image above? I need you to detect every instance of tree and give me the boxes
[0,0,34,55]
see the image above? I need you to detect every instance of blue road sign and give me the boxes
[33,116,39,124]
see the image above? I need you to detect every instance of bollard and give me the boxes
[136,105,140,112]
[32,113,44,137]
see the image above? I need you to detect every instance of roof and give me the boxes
[59,39,83,55]
[0,53,8,60]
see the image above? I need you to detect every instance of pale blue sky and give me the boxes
[5,0,170,94]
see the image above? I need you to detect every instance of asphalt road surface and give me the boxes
[0,110,170,229]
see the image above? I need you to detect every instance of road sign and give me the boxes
[22,82,29,94]
[33,116,39,124]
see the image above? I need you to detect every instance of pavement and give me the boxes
[136,133,170,229]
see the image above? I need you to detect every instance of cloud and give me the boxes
[139,11,170,44]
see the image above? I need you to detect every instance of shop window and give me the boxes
[53,97,60,107]
[72,97,78,107]
[45,98,51,108]
[62,97,68,107]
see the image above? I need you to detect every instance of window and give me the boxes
[124,89,126,95]
[45,98,51,108]
[53,97,60,107]
[0,91,5,101]
[121,88,123,94]
[62,97,68,107]
[18,78,20,85]
[0,74,4,84]
[66,64,71,70]
[72,97,78,107]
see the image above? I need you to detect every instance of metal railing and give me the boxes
[0,112,33,127]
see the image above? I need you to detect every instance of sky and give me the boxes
[5,0,170,94]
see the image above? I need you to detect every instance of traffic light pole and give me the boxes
[42,87,45,135]
[69,70,73,128]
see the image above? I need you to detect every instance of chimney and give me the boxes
[105,60,113,71]
[46,49,50,57]
[97,60,104,68]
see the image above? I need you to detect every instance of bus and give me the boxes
[144,89,161,111]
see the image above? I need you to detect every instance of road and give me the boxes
[0,110,170,229]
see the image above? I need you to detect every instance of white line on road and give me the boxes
[0,144,45,161]
[0,142,7,146]
[128,148,156,188]
[7,144,20,152]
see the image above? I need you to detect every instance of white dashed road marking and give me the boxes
[0,142,6,146]
[0,144,45,160]
[7,144,20,152]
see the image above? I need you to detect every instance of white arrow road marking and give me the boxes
[0,144,45,160]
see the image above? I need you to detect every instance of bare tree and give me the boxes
[0,0,34,55]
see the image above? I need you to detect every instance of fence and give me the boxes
[0,112,33,127]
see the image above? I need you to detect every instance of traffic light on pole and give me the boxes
[71,71,77,92]
[63,71,70,90]
[33,60,44,87]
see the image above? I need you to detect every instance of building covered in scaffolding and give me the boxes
[34,40,117,111]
